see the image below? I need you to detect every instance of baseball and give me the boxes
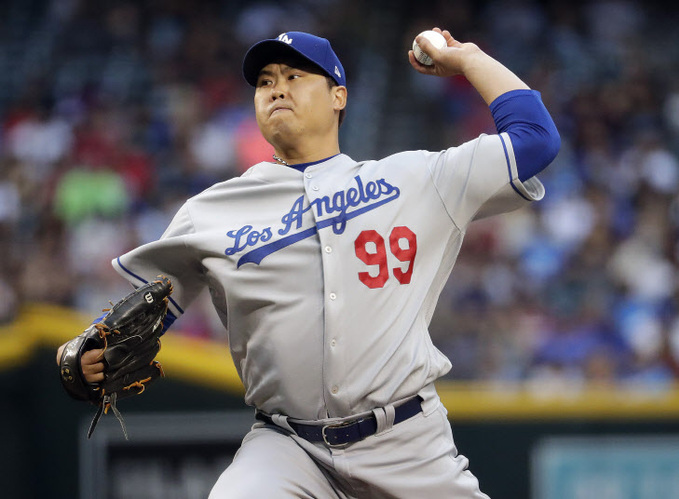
[412,30,447,66]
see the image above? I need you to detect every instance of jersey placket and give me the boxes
[303,167,350,417]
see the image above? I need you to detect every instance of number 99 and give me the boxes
[354,226,417,289]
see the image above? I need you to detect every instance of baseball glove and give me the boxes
[59,276,173,439]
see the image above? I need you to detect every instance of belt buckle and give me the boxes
[321,418,363,448]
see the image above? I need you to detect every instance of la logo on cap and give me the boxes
[335,66,341,78]
[278,33,293,44]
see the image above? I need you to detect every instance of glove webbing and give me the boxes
[86,366,161,439]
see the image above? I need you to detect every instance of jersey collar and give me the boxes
[276,154,341,172]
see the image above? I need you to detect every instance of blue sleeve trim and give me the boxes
[498,134,531,201]
[116,257,185,315]
[116,257,148,285]
[490,89,560,182]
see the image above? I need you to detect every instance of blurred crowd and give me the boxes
[1,0,678,388]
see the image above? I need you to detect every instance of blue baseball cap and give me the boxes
[243,31,346,87]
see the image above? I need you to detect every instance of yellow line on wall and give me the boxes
[158,334,245,394]
[0,323,34,370]
[437,382,679,421]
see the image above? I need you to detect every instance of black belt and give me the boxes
[255,396,423,448]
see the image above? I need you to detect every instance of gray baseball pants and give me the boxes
[209,394,489,498]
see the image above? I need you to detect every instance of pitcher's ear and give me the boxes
[332,85,347,112]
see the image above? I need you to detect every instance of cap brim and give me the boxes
[243,40,326,87]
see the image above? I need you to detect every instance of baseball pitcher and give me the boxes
[57,28,559,498]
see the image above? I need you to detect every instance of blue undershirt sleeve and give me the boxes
[91,312,107,324]
[161,309,177,334]
[489,89,560,182]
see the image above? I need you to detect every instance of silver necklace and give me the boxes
[272,154,289,166]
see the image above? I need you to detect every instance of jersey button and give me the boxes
[329,293,337,300]
[330,339,337,347]
[312,185,319,191]
[324,246,332,253]
[305,173,312,179]
[331,386,339,394]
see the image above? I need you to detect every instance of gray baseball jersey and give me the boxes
[113,132,543,420]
